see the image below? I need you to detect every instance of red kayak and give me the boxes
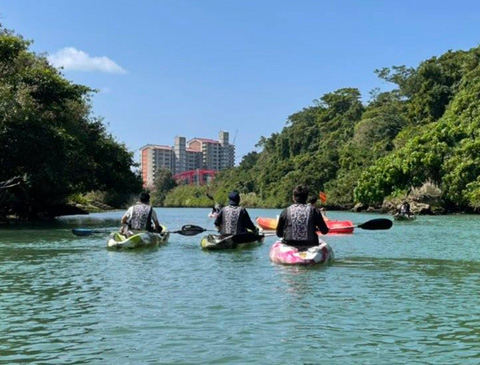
[256,216,354,235]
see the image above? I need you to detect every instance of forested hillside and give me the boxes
[188,46,480,212]
[0,27,142,221]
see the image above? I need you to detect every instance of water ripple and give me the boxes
[1,210,480,363]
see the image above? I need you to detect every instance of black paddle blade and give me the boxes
[206,193,214,201]
[176,224,207,236]
[357,218,393,230]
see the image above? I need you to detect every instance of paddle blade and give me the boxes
[176,224,207,236]
[357,218,393,230]
[319,191,327,204]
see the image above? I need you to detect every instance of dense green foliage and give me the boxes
[170,46,480,211]
[151,168,177,206]
[0,27,142,219]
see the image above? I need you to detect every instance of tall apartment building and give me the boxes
[140,131,235,188]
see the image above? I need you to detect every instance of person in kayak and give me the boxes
[120,192,162,237]
[398,201,412,217]
[214,190,257,235]
[277,185,329,249]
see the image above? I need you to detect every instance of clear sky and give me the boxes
[1,0,479,163]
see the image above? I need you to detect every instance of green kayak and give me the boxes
[106,226,169,249]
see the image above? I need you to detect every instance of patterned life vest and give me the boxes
[223,205,241,234]
[287,204,311,241]
[129,204,151,230]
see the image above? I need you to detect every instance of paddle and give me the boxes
[174,225,277,241]
[319,191,327,204]
[206,193,222,218]
[259,218,393,234]
[328,218,393,232]
[169,224,216,236]
[72,224,277,240]
[72,224,215,237]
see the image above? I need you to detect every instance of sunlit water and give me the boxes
[1,208,480,364]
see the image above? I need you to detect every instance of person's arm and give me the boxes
[214,209,223,231]
[151,209,162,232]
[276,209,287,238]
[313,208,329,235]
[242,208,257,232]
[120,207,133,234]
[121,207,133,225]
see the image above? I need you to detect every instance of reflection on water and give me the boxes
[1,209,480,363]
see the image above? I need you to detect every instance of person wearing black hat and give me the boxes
[214,190,257,235]
[276,185,329,249]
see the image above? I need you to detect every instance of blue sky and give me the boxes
[1,0,479,163]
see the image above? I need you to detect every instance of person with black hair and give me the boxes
[214,190,257,235]
[276,185,329,249]
[120,192,162,237]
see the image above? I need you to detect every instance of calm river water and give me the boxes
[1,208,480,364]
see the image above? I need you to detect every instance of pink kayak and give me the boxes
[269,239,334,265]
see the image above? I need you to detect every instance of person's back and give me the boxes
[121,192,161,236]
[214,191,256,235]
[277,185,329,248]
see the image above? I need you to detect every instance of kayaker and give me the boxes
[277,185,329,249]
[214,190,257,235]
[120,192,162,237]
[399,201,411,216]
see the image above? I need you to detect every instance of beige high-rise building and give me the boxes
[140,131,235,188]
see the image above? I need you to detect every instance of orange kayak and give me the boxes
[256,216,354,235]
[256,216,278,231]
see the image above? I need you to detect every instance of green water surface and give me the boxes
[1,208,480,364]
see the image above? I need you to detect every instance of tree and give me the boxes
[0,26,142,219]
[151,168,177,206]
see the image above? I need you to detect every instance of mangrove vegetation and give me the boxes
[165,46,480,213]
